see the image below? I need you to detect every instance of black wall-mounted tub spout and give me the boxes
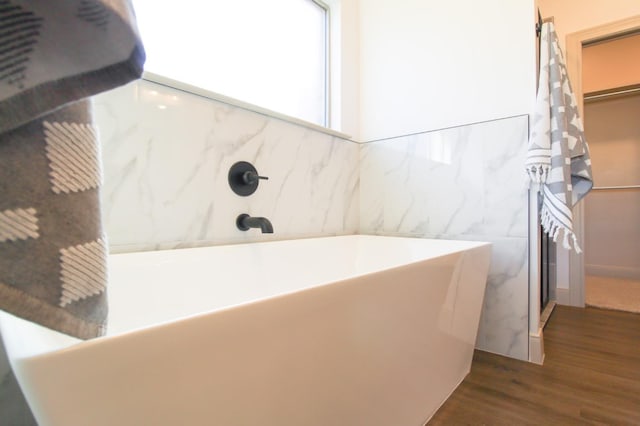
[236,214,274,234]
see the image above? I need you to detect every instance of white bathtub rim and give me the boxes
[1,235,491,362]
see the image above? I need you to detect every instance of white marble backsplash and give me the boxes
[360,117,528,238]
[360,115,530,360]
[93,80,360,252]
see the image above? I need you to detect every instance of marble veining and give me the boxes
[0,88,533,423]
[476,237,529,360]
[94,82,529,361]
[93,80,360,252]
[360,116,529,239]
[359,115,530,360]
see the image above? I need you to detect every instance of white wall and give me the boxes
[358,0,536,141]
[327,0,361,139]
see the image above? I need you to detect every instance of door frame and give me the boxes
[557,15,640,306]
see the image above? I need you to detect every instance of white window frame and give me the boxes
[134,0,341,134]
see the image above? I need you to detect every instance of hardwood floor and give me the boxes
[429,305,640,425]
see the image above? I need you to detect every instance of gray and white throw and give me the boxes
[527,22,593,253]
[0,0,144,339]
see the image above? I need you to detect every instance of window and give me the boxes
[133,0,329,126]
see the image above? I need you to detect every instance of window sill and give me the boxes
[142,72,353,142]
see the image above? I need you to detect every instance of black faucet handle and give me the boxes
[242,171,269,185]
[229,161,268,196]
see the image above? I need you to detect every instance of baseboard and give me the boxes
[529,328,545,365]
[556,288,571,306]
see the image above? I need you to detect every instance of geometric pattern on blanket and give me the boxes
[44,121,101,194]
[0,208,40,242]
[0,1,43,90]
[0,99,108,340]
[527,22,593,253]
[0,0,144,343]
[60,238,108,307]
[77,0,111,30]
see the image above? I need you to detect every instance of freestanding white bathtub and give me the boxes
[0,235,491,426]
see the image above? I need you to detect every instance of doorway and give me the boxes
[550,15,640,311]
[580,31,640,313]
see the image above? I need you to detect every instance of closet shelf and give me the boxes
[584,84,640,102]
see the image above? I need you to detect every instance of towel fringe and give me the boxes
[526,165,550,187]
[540,206,582,253]
[573,234,582,254]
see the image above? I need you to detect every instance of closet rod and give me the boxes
[584,86,640,101]
[592,185,640,191]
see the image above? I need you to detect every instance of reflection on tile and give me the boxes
[475,237,529,361]
[360,116,529,239]
[360,115,530,360]
[94,80,359,252]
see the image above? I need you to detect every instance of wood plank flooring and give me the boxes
[429,305,640,425]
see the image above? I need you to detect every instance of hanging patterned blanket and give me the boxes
[527,22,593,253]
[0,0,144,339]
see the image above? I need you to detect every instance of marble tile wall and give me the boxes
[360,115,530,361]
[95,83,531,360]
[93,79,360,252]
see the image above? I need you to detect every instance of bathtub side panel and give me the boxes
[15,249,490,426]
